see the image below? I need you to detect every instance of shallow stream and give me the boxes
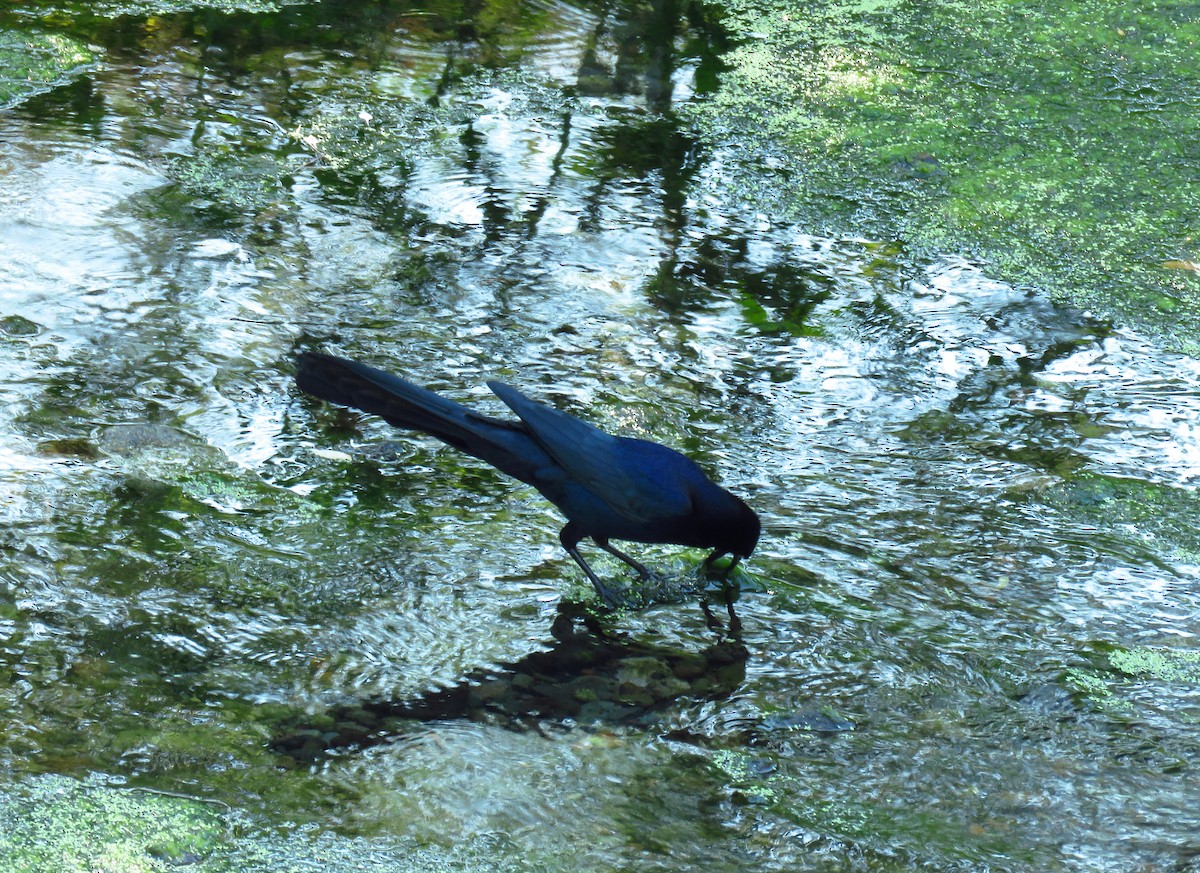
[1,2,1199,870]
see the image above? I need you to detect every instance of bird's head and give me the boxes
[698,487,760,562]
[726,495,761,559]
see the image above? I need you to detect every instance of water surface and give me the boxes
[1,1,1198,870]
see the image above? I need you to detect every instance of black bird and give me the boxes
[295,352,760,605]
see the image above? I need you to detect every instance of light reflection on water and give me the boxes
[0,1,1198,870]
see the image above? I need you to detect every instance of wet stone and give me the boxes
[99,423,193,455]
[670,653,710,680]
[762,709,857,733]
[37,438,101,459]
[0,314,41,335]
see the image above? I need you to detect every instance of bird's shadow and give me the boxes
[271,600,749,764]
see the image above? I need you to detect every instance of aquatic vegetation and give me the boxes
[0,775,223,871]
[686,0,1200,347]
[1109,646,1200,685]
[0,29,95,108]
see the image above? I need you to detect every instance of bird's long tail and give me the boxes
[295,352,498,456]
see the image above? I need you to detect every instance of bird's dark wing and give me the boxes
[486,381,693,524]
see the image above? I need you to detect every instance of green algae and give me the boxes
[0,774,547,872]
[163,151,292,220]
[1109,646,1200,685]
[686,0,1200,347]
[0,29,95,108]
[1063,667,1112,703]
[0,774,224,871]
[1062,645,1200,723]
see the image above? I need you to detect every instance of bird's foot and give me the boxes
[590,578,622,608]
[587,574,650,611]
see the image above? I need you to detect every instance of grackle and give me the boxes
[295,352,760,606]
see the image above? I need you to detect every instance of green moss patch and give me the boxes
[0,29,95,108]
[1109,646,1200,685]
[0,774,225,871]
[687,0,1200,346]
[1038,472,1200,565]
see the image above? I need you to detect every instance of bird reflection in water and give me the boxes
[273,601,749,763]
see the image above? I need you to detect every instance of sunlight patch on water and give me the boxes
[522,0,602,85]
[1059,564,1200,641]
[0,146,163,342]
[1041,333,1200,487]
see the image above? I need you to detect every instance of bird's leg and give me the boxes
[701,550,743,637]
[565,545,621,606]
[595,539,653,580]
[560,524,620,606]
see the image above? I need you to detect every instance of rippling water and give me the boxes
[1,2,1198,871]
